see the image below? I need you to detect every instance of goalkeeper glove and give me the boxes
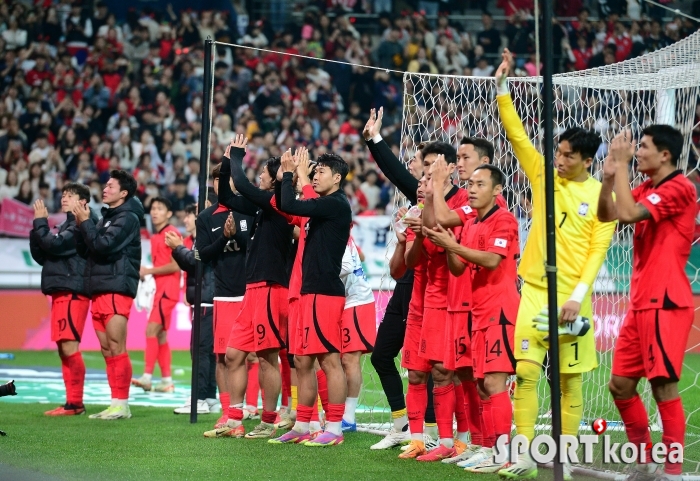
[532,308,591,337]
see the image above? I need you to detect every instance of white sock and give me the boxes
[343,397,358,424]
[457,431,469,443]
[411,432,423,441]
[142,373,152,382]
[226,418,241,427]
[287,397,293,410]
[440,438,454,448]
[310,421,322,433]
[326,421,342,436]
[162,377,172,384]
[425,424,438,439]
[290,409,297,417]
[114,399,128,408]
[293,421,309,433]
[393,414,408,432]
[109,398,118,408]
[245,404,257,412]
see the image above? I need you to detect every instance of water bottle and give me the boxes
[394,203,424,234]
[0,353,15,360]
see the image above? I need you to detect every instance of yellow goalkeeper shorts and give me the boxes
[514,282,598,374]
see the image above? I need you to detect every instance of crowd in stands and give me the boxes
[0,0,698,226]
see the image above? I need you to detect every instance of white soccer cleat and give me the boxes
[370,428,411,450]
[88,407,112,419]
[242,407,260,420]
[173,398,210,415]
[100,405,132,420]
[456,447,492,468]
[465,454,510,474]
[498,450,538,479]
[131,376,152,392]
[442,444,482,464]
[400,433,438,451]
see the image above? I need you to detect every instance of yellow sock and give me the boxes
[317,395,323,415]
[392,408,407,419]
[560,372,583,437]
[513,361,540,442]
[291,386,298,412]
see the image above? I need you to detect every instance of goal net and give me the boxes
[358,30,700,478]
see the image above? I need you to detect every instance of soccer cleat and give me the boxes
[453,439,467,455]
[623,463,662,481]
[153,381,174,393]
[457,447,492,468]
[416,444,456,462]
[245,423,276,439]
[341,419,357,432]
[206,398,221,414]
[498,451,537,479]
[214,414,229,429]
[466,456,510,473]
[268,430,311,444]
[304,431,344,447]
[442,444,481,464]
[203,422,244,438]
[242,408,260,420]
[309,430,323,441]
[88,407,112,419]
[131,376,152,392]
[564,460,573,481]
[44,404,85,416]
[424,434,438,451]
[370,427,411,450]
[398,440,426,459]
[100,405,132,420]
[174,399,210,415]
[274,411,296,430]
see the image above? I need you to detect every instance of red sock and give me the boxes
[615,395,652,462]
[481,398,496,448]
[490,391,512,442]
[433,384,456,441]
[326,403,344,422]
[219,392,230,413]
[112,353,132,400]
[407,383,428,436]
[279,350,291,408]
[65,352,85,405]
[145,337,159,375]
[311,399,320,422]
[105,356,117,399]
[158,341,171,378]
[297,403,313,424]
[245,362,259,410]
[454,382,469,434]
[228,404,243,421]
[316,369,329,414]
[657,397,685,475]
[262,410,277,424]
[463,381,483,445]
[60,355,73,405]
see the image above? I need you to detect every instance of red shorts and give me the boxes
[612,308,693,381]
[287,297,301,355]
[50,293,90,342]
[401,320,432,372]
[213,298,243,354]
[341,302,377,354]
[296,293,344,356]
[147,291,178,330]
[92,293,133,332]
[229,284,289,353]
[472,322,516,379]
[419,307,448,363]
[443,311,472,371]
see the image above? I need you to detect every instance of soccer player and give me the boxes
[73,170,144,420]
[198,162,255,429]
[271,149,351,447]
[364,109,438,451]
[427,164,520,473]
[339,235,377,431]
[494,50,616,479]
[132,197,180,393]
[29,182,97,416]
[207,134,293,439]
[167,204,219,414]
[599,127,695,481]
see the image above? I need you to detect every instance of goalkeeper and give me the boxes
[495,49,616,480]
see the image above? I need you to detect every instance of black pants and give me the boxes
[370,282,435,423]
[190,305,217,401]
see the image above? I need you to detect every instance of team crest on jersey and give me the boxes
[647,193,661,205]
[578,203,589,216]
[240,220,248,231]
[521,339,529,352]
[104,221,111,227]
[478,236,486,249]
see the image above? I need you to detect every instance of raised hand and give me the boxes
[164,230,183,249]
[280,148,298,174]
[295,146,312,186]
[609,130,635,165]
[430,154,450,187]
[495,48,514,83]
[223,212,236,238]
[394,206,408,243]
[33,199,49,219]
[72,203,90,225]
[363,107,384,141]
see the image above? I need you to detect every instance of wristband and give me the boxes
[496,75,509,96]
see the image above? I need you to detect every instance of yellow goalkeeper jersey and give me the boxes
[496,93,616,295]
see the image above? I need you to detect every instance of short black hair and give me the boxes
[62,182,90,202]
[642,124,684,166]
[184,203,197,216]
[110,170,137,198]
[265,157,281,185]
[460,137,495,163]
[316,153,349,181]
[558,128,601,161]
[151,196,172,211]
[421,141,457,164]
[474,164,506,187]
[212,163,221,179]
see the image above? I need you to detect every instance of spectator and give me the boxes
[168,178,195,221]
[15,178,32,204]
[375,26,403,70]
[0,169,19,200]
[476,13,502,56]
[3,17,27,51]
[360,170,381,210]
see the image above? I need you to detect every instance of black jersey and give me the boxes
[195,203,254,298]
[221,148,294,288]
[279,172,351,297]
